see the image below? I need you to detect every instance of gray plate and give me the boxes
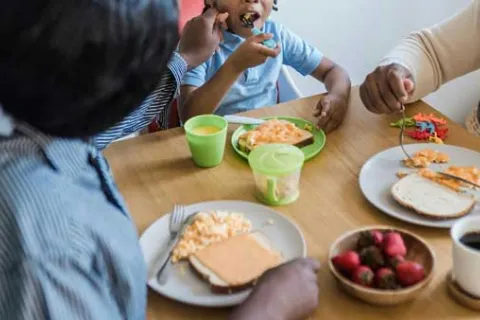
[359,143,480,228]
[139,200,306,307]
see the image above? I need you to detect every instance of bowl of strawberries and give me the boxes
[329,226,435,306]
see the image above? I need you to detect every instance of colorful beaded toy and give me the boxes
[390,113,449,144]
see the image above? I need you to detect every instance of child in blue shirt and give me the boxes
[180,0,351,132]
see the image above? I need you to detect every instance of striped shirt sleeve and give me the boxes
[92,52,187,150]
[0,258,122,320]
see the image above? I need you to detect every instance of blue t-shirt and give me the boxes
[182,20,323,116]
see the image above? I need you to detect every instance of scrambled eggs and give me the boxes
[419,166,480,191]
[239,119,309,152]
[171,211,252,263]
[403,149,449,168]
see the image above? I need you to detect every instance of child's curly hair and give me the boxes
[203,0,278,13]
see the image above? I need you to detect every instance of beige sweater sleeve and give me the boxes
[380,0,480,103]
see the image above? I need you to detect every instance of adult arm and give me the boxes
[92,53,186,150]
[383,0,480,102]
[361,0,480,113]
[93,8,227,149]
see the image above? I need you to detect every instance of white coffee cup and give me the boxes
[451,216,480,297]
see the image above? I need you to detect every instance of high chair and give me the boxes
[278,66,303,103]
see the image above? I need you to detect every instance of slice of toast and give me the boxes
[391,173,476,219]
[189,232,283,294]
[238,119,314,153]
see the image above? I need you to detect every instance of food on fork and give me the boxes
[171,211,252,263]
[238,119,314,153]
[402,148,449,168]
[391,173,476,219]
[189,232,283,293]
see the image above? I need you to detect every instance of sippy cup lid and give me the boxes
[248,144,304,175]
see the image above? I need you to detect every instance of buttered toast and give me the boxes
[189,232,283,294]
[391,174,476,219]
[238,119,314,153]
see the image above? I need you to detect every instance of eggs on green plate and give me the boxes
[231,116,326,161]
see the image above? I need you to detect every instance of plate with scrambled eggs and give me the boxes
[139,200,306,307]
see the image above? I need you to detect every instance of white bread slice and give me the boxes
[189,232,282,294]
[391,174,476,219]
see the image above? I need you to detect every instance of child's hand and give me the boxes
[314,93,349,133]
[227,34,281,72]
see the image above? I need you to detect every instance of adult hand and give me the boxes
[359,63,415,114]
[229,258,320,320]
[226,33,280,73]
[178,8,228,70]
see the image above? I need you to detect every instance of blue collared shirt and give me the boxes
[0,53,187,319]
[182,20,323,115]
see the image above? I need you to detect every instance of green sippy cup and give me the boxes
[248,144,305,206]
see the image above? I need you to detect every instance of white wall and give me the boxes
[272,0,480,124]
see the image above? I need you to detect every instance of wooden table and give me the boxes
[105,88,480,319]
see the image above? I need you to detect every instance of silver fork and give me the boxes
[399,104,413,161]
[148,205,186,282]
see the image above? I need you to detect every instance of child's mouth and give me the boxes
[240,12,260,28]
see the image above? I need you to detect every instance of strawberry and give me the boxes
[357,230,384,250]
[396,261,425,287]
[388,255,405,268]
[375,268,398,289]
[352,266,374,287]
[360,246,385,270]
[332,251,361,275]
[383,232,407,257]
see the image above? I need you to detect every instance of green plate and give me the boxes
[231,116,326,161]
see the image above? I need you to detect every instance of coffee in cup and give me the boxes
[451,217,480,298]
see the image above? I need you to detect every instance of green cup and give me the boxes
[248,144,305,206]
[184,115,228,168]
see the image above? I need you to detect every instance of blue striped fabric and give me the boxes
[0,53,187,319]
[93,51,187,150]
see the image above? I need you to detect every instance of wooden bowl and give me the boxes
[328,226,435,306]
